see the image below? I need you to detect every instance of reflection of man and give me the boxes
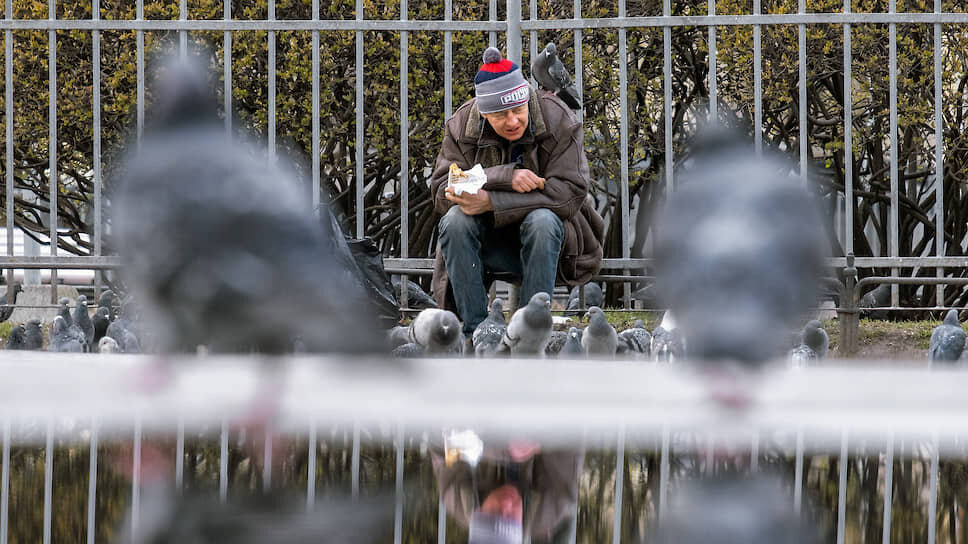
[430,46,604,339]
[431,435,584,544]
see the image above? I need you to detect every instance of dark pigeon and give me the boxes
[409,308,463,355]
[581,306,618,357]
[617,319,652,358]
[24,318,44,350]
[392,277,438,310]
[92,306,110,345]
[472,298,507,357]
[106,301,142,354]
[98,289,118,321]
[0,283,21,322]
[624,283,661,309]
[49,315,85,353]
[565,282,603,316]
[57,297,74,328]
[73,295,95,351]
[530,42,582,110]
[929,309,966,363]
[112,53,382,355]
[558,326,585,358]
[544,330,568,356]
[498,292,553,356]
[4,324,26,350]
[859,284,891,320]
[652,125,826,367]
[801,319,829,359]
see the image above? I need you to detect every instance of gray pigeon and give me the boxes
[581,306,618,357]
[652,125,827,366]
[24,318,44,350]
[49,315,84,353]
[92,306,110,345]
[98,289,118,321]
[544,330,568,356]
[617,319,652,358]
[651,312,686,363]
[499,292,553,356]
[859,284,891,320]
[386,325,411,349]
[73,295,95,350]
[787,320,829,369]
[409,308,463,355]
[472,298,507,357]
[57,297,74,328]
[4,324,26,350]
[98,336,120,354]
[106,301,141,354]
[392,277,438,310]
[566,283,603,315]
[112,53,382,355]
[929,309,966,363]
[558,326,585,358]
[530,42,582,110]
[0,283,21,322]
[391,342,424,358]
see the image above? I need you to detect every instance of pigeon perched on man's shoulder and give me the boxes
[499,292,553,356]
[581,306,618,357]
[929,309,966,363]
[473,298,507,357]
[530,42,582,110]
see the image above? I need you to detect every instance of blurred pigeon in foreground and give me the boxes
[0,283,21,322]
[617,319,652,358]
[559,326,584,357]
[112,53,381,354]
[472,298,507,357]
[392,277,438,310]
[409,308,463,355]
[566,282,603,316]
[24,318,44,350]
[929,309,966,363]
[652,125,826,366]
[653,473,820,544]
[49,315,84,353]
[4,324,25,350]
[73,295,95,351]
[498,292,553,356]
[581,306,618,357]
[530,42,582,110]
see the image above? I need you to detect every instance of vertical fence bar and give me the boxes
[394,424,404,544]
[47,0,57,297]
[882,432,894,544]
[573,0,581,124]
[400,0,409,264]
[612,426,625,544]
[223,0,231,137]
[92,0,102,292]
[707,0,716,121]
[753,0,762,154]
[175,418,184,493]
[438,497,447,543]
[136,0,143,144]
[43,420,53,544]
[933,0,944,307]
[179,0,186,57]
[489,0,497,49]
[0,420,9,544]
[4,0,12,292]
[888,0,899,306]
[529,0,536,67]
[506,0,520,64]
[355,0,364,238]
[837,429,848,544]
[219,420,228,501]
[312,0,320,215]
[659,425,670,520]
[444,0,452,119]
[263,423,273,490]
[794,427,804,511]
[750,430,759,472]
[268,1,276,163]
[928,432,939,544]
[844,0,853,257]
[798,0,807,186]
[87,421,98,544]
[131,418,141,540]
[351,422,361,499]
[663,0,672,192]
[618,0,630,307]
[307,422,317,510]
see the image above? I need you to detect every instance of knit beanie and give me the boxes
[474,47,530,114]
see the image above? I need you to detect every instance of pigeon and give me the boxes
[651,311,685,363]
[859,284,891,320]
[530,42,582,110]
[558,326,585,357]
[73,295,95,350]
[111,53,382,355]
[390,342,424,358]
[544,330,568,356]
[652,124,827,366]
[386,325,412,349]
[4,324,26,350]
[106,301,142,354]
[49,315,85,353]
[617,319,652,357]
[392,277,438,310]
[56,297,74,328]
[98,336,121,354]
[92,306,110,345]
[624,283,661,309]
[472,298,507,357]
[787,321,829,369]
[24,318,44,350]
[0,283,21,322]
[929,309,966,363]
[408,308,463,355]
[98,289,118,320]
[581,306,618,357]
[499,292,553,356]
[565,282,603,316]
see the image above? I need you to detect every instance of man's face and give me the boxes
[479,484,523,522]
[483,104,529,142]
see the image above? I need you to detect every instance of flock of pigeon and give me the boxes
[3,289,141,354]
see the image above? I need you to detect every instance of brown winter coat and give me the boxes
[429,87,604,309]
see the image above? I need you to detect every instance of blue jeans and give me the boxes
[439,206,564,334]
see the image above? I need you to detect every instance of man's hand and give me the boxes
[445,187,493,215]
[511,169,546,193]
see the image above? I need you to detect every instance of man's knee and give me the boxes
[439,206,477,239]
[521,209,564,241]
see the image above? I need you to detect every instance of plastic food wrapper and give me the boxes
[448,163,487,195]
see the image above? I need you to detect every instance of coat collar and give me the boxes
[462,85,547,144]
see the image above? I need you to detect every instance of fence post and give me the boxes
[838,253,859,356]
[506,0,522,64]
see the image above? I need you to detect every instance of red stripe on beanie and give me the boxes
[480,59,515,73]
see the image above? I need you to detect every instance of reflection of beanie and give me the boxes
[468,511,523,544]
[474,47,530,114]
